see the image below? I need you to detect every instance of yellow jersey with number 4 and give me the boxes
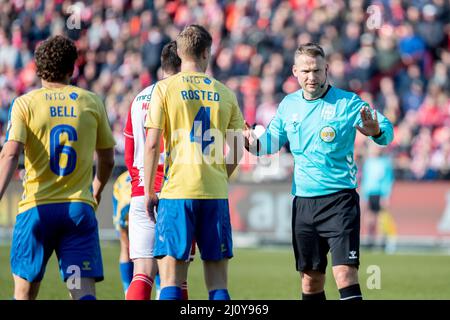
[145,71,244,199]
[6,85,115,213]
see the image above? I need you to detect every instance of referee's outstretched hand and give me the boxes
[355,105,381,137]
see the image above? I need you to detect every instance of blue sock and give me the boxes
[119,261,134,293]
[159,286,182,300]
[79,294,96,300]
[154,274,161,293]
[209,289,230,300]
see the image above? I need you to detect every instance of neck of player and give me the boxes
[42,77,70,89]
[180,60,207,74]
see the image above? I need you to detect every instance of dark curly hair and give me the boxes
[35,35,78,82]
[161,41,181,74]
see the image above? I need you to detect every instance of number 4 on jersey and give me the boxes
[190,106,215,154]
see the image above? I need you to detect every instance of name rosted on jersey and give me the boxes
[180,75,220,102]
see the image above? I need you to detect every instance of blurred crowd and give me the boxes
[0,0,449,181]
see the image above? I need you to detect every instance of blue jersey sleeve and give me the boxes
[255,101,288,155]
[351,95,394,146]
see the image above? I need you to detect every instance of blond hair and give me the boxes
[176,25,212,59]
[295,43,325,59]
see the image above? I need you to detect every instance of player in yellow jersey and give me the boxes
[144,25,245,300]
[0,36,115,300]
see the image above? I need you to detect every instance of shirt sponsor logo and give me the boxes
[320,126,336,142]
[69,92,78,100]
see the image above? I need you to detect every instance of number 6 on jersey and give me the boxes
[50,124,78,176]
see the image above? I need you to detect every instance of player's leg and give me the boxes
[118,227,133,294]
[57,202,104,300]
[196,199,232,300]
[69,278,96,300]
[10,205,56,300]
[292,196,328,300]
[366,195,381,249]
[127,196,158,300]
[156,242,193,300]
[13,276,41,300]
[154,199,195,300]
[203,259,230,299]
[113,199,133,295]
[322,189,363,300]
[180,241,196,300]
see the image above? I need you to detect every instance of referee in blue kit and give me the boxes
[245,43,393,300]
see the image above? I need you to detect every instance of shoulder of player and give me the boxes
[132,84,156,104]
[12,88,45,110]
[154,75,178,93]
[211,78,237,100]
[72,86,105,106]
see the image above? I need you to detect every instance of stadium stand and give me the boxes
[0,0,448,181]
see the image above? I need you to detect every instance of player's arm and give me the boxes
[0,98,27,200]
[0,141,23,200]
[144,128,161,222]
[225,128,244,178]
[92,93,116,205]
[92,147,115,205]
[225,94,246,177]
[144,82,165,221]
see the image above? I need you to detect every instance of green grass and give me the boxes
[1,243,450,300]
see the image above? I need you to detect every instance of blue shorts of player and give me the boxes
[11,202,103,283]
[154,199,233,261]
[112,197,130,231]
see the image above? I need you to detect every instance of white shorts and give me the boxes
[129,196,156,260]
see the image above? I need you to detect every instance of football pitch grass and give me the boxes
[1,243,450,300]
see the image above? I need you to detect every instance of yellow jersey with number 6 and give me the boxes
[6,85,115,213]
[145,71,244,199]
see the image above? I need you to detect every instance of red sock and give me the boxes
[126,274,153,300]
[181,281,189,300]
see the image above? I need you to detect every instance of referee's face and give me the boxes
[293,54,328,98]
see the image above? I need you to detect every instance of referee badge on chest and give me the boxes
[320,126,336,142]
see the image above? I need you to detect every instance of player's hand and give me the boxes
[243,122,257,151]
[356,105,381,137]
[145,192,159,223]
[93,192,102,206]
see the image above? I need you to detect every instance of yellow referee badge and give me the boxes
[320,126,336,142]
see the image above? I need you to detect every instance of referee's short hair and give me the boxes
[295,43,325,59]
[161,41,181,74]
[35,35,78,82]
